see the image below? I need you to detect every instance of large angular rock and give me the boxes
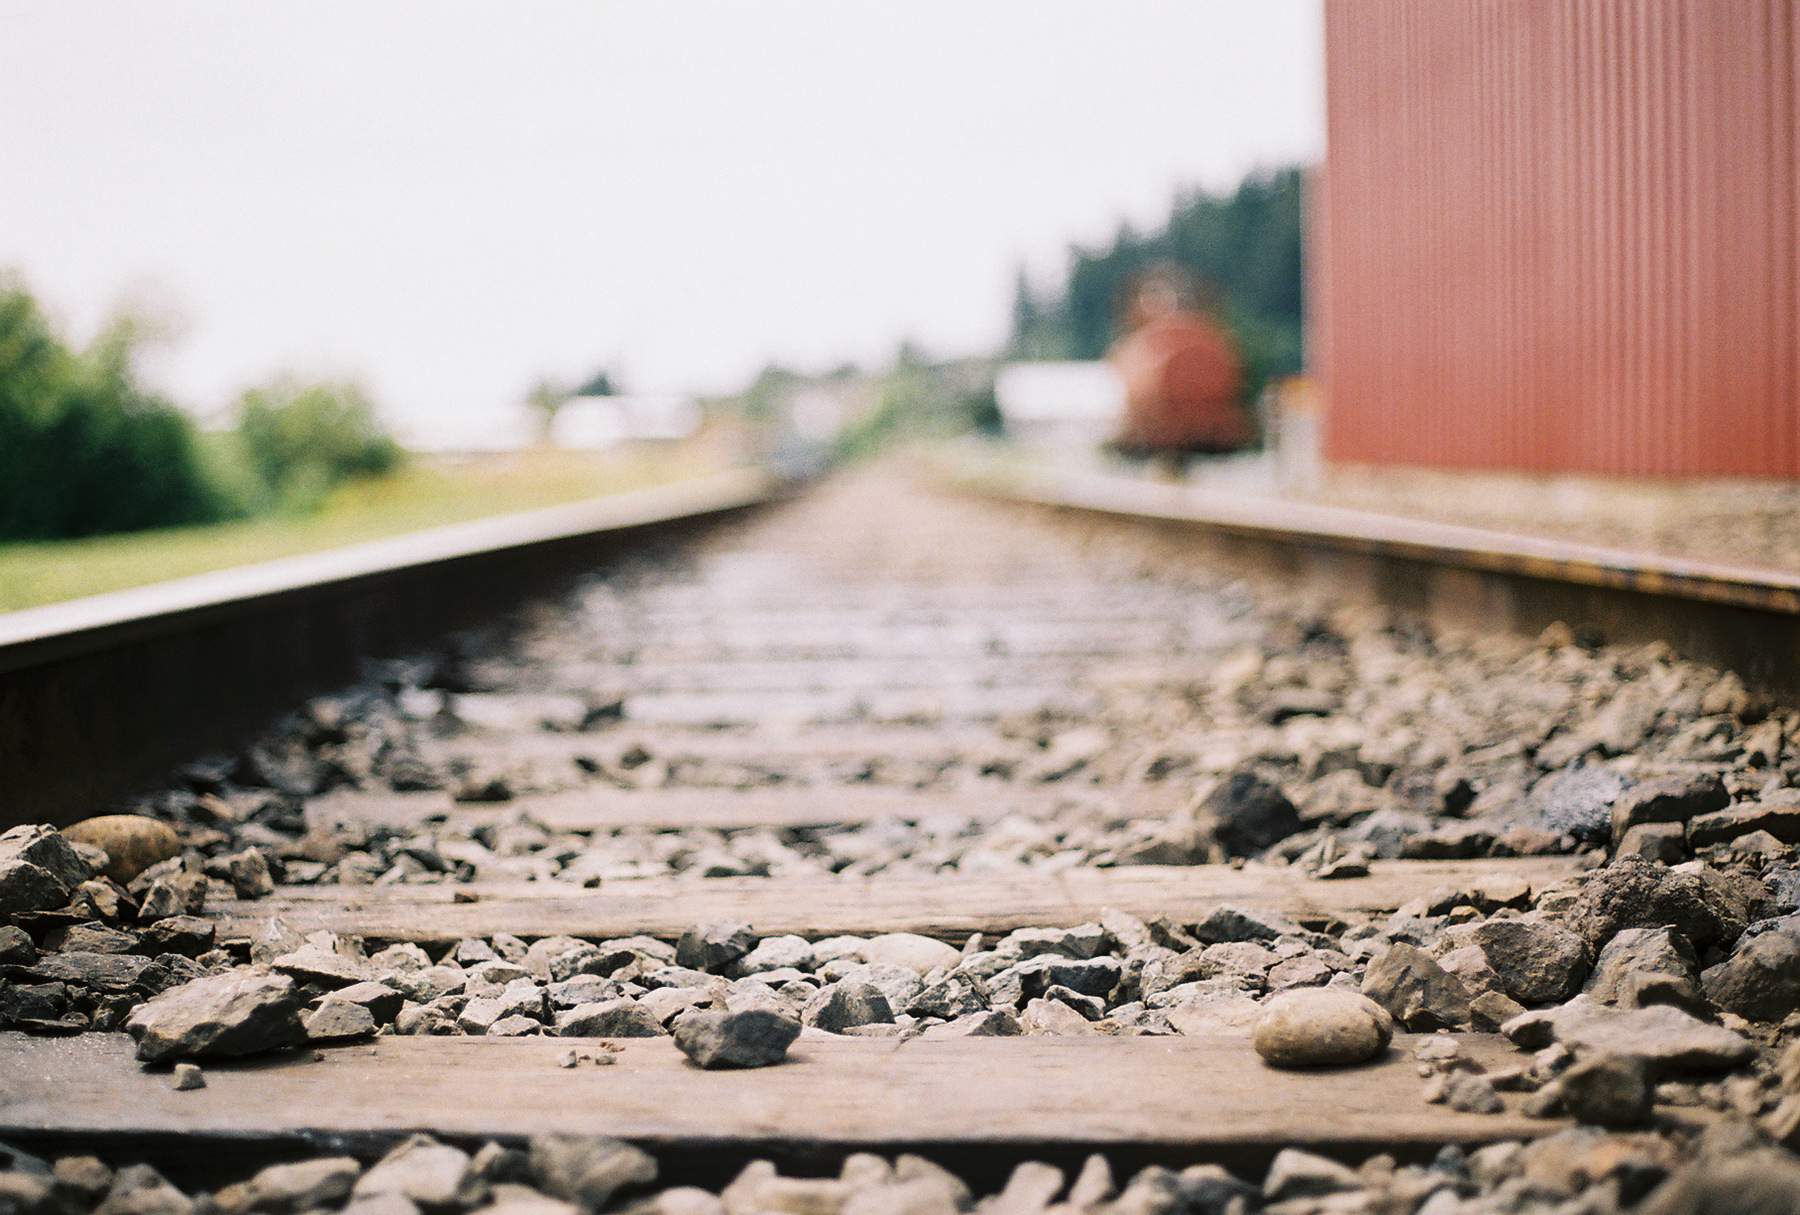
[61,816,181,886]
[1701,923,1800,1022]
[527,1136,656,1213]
[671,1009,801,1068]
[272,933,372,989]
[1501,998,1755,1071]
[1360,943,1470,1030]
[555,999,666,1038]
[1471,919,1589,1005]
[801,980,894,1033]
[674,922,757,974]
[1565,856,1748,953]
[30,952,160,995]
[1609,772,1729,845]
[1583,927,1698,1006]
[126,971,309,1062]
[1201,770,1302,856]
[1689,802,1800,849]
[0,825,96,914]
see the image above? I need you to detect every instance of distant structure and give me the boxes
[552,395,701,449]
[994,362,1125,450]
[1317,2,1800,477]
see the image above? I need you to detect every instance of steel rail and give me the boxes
[0,468,789,827]
[940,454,1800,698]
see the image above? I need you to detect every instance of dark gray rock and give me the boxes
[1701,926,1800,1021]
[1521,764,1631,845]
[0,925,35,965]
[1610,772,1729,845]
[28,952,159,995]
[0,859,75,917]
[0,825,97,892]
[1557,1054,1653,1127]
[527,1135,656,1213]
[0,981,79,1031]
[670,1008,801,1068]
[1190,905,1310,946]
[906,973,988,1020]
[801,980,893,1032]
[555,999,666,1037]
[1762,866,1800,912]
[1202,770,1302,856]
[44,923,140,955]
[126,971,309,1062]
[1035,957,1121,999]
[674,922,757,974]
[305,999,377,1042]
[1041,985,1106,1021]
[1501,999,1754,1071]
[1566,855,1748,953]
[136,872,208,922]
[227,848,276,899]
[136,917,216,959]
[1002,924,1107,960]
[1471,919,1589,1004]
[329,981,406,1026]
[1584,927,1698,1005]
[1360,943,1470,1030]
[351,1135,486,1211]
[272,935,371,989]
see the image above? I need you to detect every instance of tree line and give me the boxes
[0,275,402,542]
[1008,165,1305,405]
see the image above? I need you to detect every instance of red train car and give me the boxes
[1107,280,1251,456]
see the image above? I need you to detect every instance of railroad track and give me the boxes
[4,458,1798,1213]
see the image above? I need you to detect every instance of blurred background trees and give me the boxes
[0,274,403,541]
[1007,166,1305,407]
[0,277,230,540]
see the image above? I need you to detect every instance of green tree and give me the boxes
[234,376,403,511]
[0,276,231,540]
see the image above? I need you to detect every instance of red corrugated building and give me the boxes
[1315,1,1800,477]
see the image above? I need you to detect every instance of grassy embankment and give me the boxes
[0,447,717,613]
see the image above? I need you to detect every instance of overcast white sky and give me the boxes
[0,2,1323,445]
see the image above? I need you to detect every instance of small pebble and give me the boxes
[171,1062,205,1091]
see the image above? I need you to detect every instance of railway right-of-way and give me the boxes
[4,460,1799,1214]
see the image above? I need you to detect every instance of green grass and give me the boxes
[0,447,723,612]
